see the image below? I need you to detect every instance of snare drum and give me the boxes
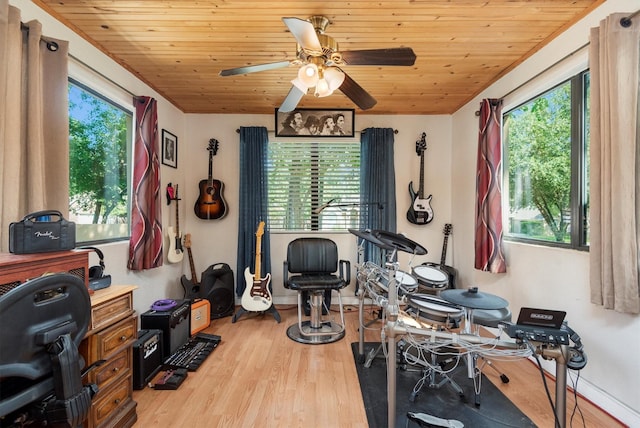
[406,294,464,328]
[379,270,418,295]
[413,265,449,290]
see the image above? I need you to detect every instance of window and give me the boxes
[267,140,360,231]
[68,79,132,244]
[503,70,589,249]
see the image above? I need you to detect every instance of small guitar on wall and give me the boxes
[241,221,273,312]
[166,183,184,263]
[438,224,457,288]
[180,233,201,300]
[407,132,434,225]
[194,139,227,220]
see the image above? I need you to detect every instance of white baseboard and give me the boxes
[571,377,640,427]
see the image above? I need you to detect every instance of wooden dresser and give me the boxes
[80,285,138,428]
[0,250,88,295]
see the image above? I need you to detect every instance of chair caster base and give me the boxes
[286,321,345,344]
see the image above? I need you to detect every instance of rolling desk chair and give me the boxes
[0,273,97,427]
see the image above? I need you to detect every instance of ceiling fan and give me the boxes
[219,16,417,112]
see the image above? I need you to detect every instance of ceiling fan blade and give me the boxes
[340,47,417,66]
[282,17,322,55]
[219,60,291,77]
[278,85,306,113]
[339,72,377,110]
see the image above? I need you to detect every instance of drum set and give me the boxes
[349,228,578,428]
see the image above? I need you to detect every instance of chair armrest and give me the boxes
[283,260,290,289]
[339,259,351,285]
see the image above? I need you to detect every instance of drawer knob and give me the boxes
[120,335,127,341]
[114,398,121,405]
[112,367,119,373]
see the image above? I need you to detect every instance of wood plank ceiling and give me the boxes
[32,0,605,115]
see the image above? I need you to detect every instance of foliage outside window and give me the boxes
[503,71,589,249]
[68,80,132,244]
[267,140,360,231]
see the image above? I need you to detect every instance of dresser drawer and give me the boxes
[91,292,133,331]
[91,375,134,428]
[82,316,137,363]
[90,347,131,392]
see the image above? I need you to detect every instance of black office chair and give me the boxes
[0,273,97,427]
[283,238,351,344]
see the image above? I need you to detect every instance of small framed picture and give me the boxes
[161,129,178,168]
[275,108,355,137]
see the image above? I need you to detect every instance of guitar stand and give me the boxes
[231,305,281,323]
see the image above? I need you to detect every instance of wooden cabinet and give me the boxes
[80,285,138,428]
[0,250,88,294]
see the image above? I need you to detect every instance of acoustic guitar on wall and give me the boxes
[194,139,227,220]
[407,132,434,225]
[241,221,273,312]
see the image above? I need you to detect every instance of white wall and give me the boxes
[180,114,452,302]
[12,0,640,425]
[451,0,640,424]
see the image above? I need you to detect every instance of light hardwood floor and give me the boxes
[133,304,624,427]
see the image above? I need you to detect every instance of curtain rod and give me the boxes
[474,8,640,116]
[474,41,589,116]
[621,9,640,27]
[236,128,398,134]
[68,53,138,98]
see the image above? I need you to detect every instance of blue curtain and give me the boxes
[360,128,397,263]
[236,127,271,296]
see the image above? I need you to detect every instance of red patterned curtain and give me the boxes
[128,96,163,270]
[475,99,506,273]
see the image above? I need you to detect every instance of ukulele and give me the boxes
[180,233,201,300]
[166,184,184,263]
[407,132,434,225]
[241,221,273,312]
[194,139,227,220]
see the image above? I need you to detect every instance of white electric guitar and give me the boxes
[166,184,184,263]
[241,221,273,312]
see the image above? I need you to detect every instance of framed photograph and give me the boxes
[161,129,178,168]
[275,108,355,137]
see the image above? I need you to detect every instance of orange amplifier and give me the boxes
[190,299,211,335]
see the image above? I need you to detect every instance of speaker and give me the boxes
[200,263,235,319]
[190,299,211,335]
[132,329,163,390]
[140,300,190,358]
[80,246,112,290]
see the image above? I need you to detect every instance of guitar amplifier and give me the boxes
[190,299,211,335]
[140,300,191,358]
[133,329,164,390]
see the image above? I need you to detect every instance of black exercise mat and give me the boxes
[352,342,537,428]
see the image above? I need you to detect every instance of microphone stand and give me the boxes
[313,201,384,214]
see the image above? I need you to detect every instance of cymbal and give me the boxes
[348,228,394,250]
[440,287,508,310]
[372,230,427,255]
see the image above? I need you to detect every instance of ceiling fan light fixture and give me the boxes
[324,67,345,91]
[298,63,319,87]
[314,78,332,97]
[291,77,308,93]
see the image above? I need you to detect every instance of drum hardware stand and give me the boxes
[398,341,466,403]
